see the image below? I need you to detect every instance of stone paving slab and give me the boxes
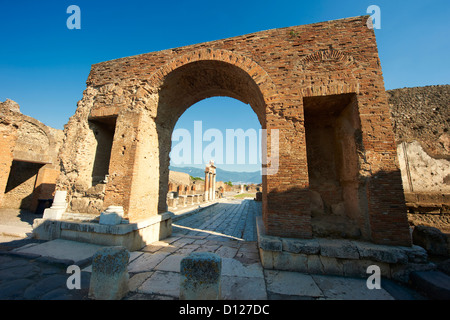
[127,252,170,273]
[311,274,394,300]
[222,258,264,278]
[137,271,179,298]
[221,275,267,300]
[13,239,106,264]
[264,270,323,298]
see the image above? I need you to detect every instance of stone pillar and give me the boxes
[89,246,130,300]
[180,252,222,300]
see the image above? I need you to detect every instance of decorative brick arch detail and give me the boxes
[299,49,361,97]
[300,49,358,68]
[147,48,278,105]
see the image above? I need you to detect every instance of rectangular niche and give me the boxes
[303,93,367,240]
[89,116,117,186]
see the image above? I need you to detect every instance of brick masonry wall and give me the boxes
[59,15,411,246]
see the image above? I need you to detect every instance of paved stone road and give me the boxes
[172,198,260,241]
[0,251,91,300]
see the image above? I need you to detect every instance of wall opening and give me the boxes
[3,160,44,210]
[155,60,267,214]
[166,96,263,212]
[89,117,116,186]
[303,93,365,240]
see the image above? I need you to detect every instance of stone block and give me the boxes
[32,219,61,240]
[319,256,344,276]
[259,236,282,252]
[318,239,359,259]
[281,238,320,255]
[180,252,222,300]
[402,245,428,263]
[342,259,391,278]
[272,251,308,273]
[42,208,65,220]
[307,255,324,275]
[258,248,274,269]
[89,246,130,300]
[413,226,449,256]
[354,241,408,264]
[99,206,124,225]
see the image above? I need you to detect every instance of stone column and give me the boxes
[212,173,216,200]
[204,170,210,201]
[209,172,213,201]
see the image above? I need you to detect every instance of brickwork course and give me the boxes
[52,15,412,247]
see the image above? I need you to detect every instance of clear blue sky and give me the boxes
[1,0,449,171]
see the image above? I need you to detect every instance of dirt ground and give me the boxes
[408,213,450,234]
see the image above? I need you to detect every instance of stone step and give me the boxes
[410,270,450,300]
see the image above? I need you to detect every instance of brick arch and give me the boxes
[144,49,278,214]
[147,48,278,107]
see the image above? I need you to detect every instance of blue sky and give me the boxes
[1,0,449,172]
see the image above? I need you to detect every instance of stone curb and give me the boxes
[410,271,450,300]
[256,216,427,265]
[255,216,434,282]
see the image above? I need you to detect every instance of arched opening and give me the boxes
[155,60,267,214]
[167,96,263,240]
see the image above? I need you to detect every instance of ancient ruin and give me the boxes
[387,85,450,215]
[166,162,223,210]
[0,99,63,214]
[29,15,415,253]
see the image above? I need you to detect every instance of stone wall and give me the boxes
[0,100,64,212]
[387,85,450,213]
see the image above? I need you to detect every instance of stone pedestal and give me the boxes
[180,252,222,300]
[99,206,124,225]
[89,246,130,300]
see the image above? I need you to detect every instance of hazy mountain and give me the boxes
[169,166,262,184]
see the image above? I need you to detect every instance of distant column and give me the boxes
[209,172,213,200]
[204,169,210,201]
[212,174,216,200]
